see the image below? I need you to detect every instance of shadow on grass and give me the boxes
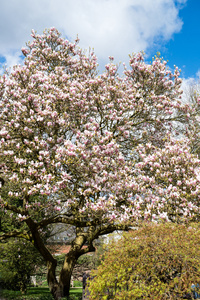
[27,287,51,295]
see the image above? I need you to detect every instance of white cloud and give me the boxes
[180,73,200,105]
[196,70,200,79]
[0,0,187,70]
[181,68,200,96]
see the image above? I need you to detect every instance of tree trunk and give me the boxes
[47,260,62,300]
[58,231,86,297]
[58,234,96,298]
[59,251,78,298]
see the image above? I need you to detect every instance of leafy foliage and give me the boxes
[88,223,200,299]
[0,239,44,293]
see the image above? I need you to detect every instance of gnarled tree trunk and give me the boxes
[58,230,96,298]
[58,231,87,297]
[47,260,62,300]
[59,251,78,297]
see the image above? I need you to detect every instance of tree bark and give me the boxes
[58,229,96,298]
[47,260,62,300]
[59,251,78,297]
[59,231,86,297]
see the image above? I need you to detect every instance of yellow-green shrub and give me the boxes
[88,223,200,299]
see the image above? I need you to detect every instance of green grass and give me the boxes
[0,286,83,300]
[72,280,82,288]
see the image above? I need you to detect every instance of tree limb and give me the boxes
[0,230,30,241]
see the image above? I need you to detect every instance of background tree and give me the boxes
[0,28,196,299]
[0,192,47,294]
[88,223,200,300]
[0,238,43,294]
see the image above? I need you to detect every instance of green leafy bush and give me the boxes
[88,223,200,299]
[0,239,43,293]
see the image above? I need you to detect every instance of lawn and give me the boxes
[0,286,83,300]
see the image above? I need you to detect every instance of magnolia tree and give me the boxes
[0,28,199,299]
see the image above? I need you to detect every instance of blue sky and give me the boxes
[159,0,200,79]
[0,0,198,80]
